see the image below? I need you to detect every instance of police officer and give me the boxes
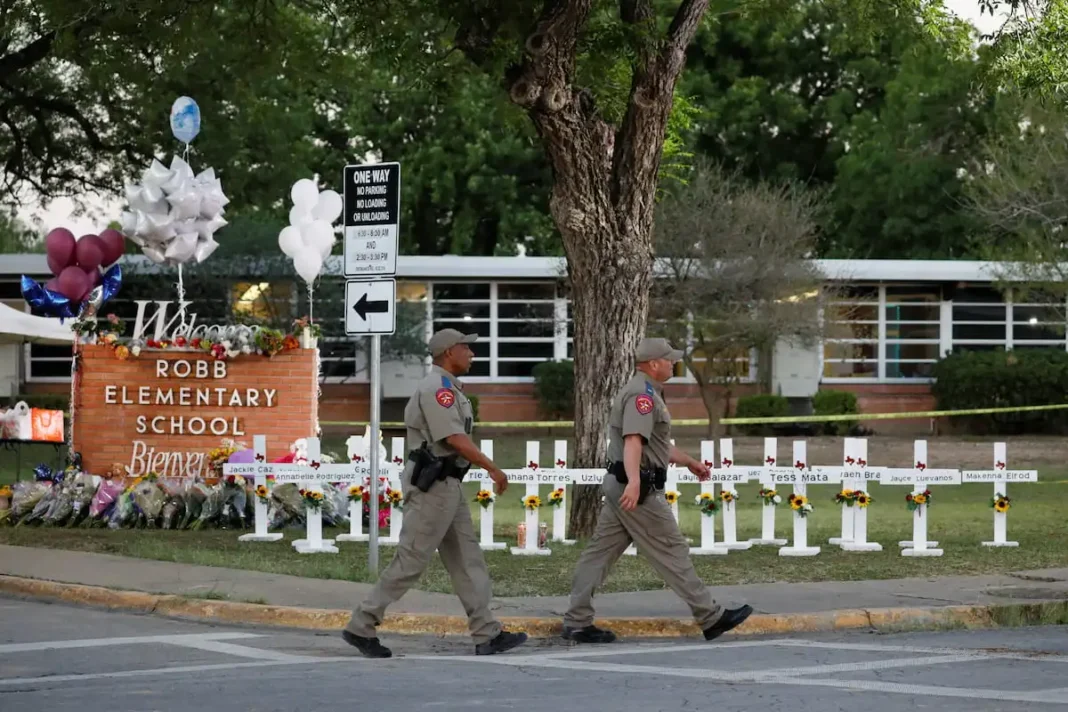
[342,328,528,658]
[562,337,753,643]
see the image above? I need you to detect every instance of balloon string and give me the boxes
[308,283,314,323]
[176,263,185,312]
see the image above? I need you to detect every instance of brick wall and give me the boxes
[72,345,318,476]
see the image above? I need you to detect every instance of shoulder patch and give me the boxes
[634,394,654,415]
[435,388,455,408]
[441,375,452,389]
[645,382,655,396]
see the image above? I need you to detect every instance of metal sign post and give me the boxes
[343,161,401,582]
[368,335,381,578]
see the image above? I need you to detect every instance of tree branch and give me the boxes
[0,31,56,78]
[611,0,709,237]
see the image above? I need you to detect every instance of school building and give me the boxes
[1,254,1055,431]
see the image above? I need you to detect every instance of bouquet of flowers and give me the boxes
[789,493,813,518]
[474,489,495,509]
[906,489,931,513]
[694,491,718,516]
[758,488,781,506]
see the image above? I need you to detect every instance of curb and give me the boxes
[0,574,1057,638]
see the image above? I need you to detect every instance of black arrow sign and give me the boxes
[353,292,389,320]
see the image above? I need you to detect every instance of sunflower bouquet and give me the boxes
[834,489,856,506]
[545,488,565,507]
[522,494,541,510]
[991,492,1010,513]
[719,490,735,509]
[474,490,496,509]
[347,484,365,503]
[694,491,718,516]
[386,487,404,511]
[664,490,680,505]
[853,490,872,508]
[255,484,270,504]
[789,493,813,518]
[298,488,326,510]
[758,487,781,506]
[905,489,931,513]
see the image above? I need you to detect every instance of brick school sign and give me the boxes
[72,345,318,477]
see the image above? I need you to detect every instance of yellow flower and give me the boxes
[913,494,927,505]
[255,484,268,498]
[842,489,855,498]
[790,495,808,511]
[522,495,541,510]
[995,499,1009,513]
[855,492,871,508]
[114,344,130,360]
[348,485,363,497]
[720,491,735,503]
[389,489,402,504]
[476,490,492,501]
[0,485,12,498]
[664,490,679,504]
[699,492,713,501]
[549,488,564,501]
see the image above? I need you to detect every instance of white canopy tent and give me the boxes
[0,301,75,344]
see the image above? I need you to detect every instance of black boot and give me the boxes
[562,625,617,643]
[475,630,529,655]
[341,630,392,658]
[703,604,754,641]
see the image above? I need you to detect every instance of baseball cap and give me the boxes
[429,328,478,357]
[635,337,684,363]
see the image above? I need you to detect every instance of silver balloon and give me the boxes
[193,237,219,263]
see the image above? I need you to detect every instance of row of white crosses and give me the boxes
[223,434,1037,557]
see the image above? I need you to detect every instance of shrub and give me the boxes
[812,390,859,436]
[733,394,790,436]
[467,393,480,423]
[931,348,1068,434]
[532,360,574,420]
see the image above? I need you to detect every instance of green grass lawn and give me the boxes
[3,479,1066,597]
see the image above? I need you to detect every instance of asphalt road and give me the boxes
[3,596,1068,711]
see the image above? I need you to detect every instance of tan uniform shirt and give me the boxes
[607,372,672,470]
[403,365,475,467]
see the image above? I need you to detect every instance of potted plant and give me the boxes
[293,316,321,349]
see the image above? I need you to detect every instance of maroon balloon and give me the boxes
[97,228,126,267]
[88,267,102,287]
[74,234,105,271]
[44,278,61,294]
[46,253,68,277]
[57,266,92,303]
[45,228,77,274]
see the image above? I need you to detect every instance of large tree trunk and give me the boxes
[462,0,710,537]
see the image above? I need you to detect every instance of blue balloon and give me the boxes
[20,275,75,319]
[21,264,123,322]
[170,96,201,144]
[34,464,54,482]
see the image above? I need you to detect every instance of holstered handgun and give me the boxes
[408,442,471,492]
[607,462,666,505]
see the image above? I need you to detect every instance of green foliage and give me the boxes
[734,394,790,436]
[532,361,575,420]
[931,349,1068,434]
[467,394,480,423]
[0,207,40,253]
[812,390,859,436]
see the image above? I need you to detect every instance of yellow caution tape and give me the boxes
[322,402,1068,429]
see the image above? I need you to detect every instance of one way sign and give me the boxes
[345,278,396,335]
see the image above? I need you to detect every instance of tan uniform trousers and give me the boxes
[345,475,502,645]
[564,474,724,630]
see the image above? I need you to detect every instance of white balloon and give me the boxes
[291,179,319,209]
[167,184,202,220]
[142,246,167,264]
[196,215,228,240]
[193,238,220,263]
[293,247,323,283]
[288,204,312,228]
[278,226,303,257]
[142,159,173,187]
[119,210,138,234]
[311,190,343,223]
[165,232,199,262]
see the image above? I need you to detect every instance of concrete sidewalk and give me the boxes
[1,544,1067,637]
